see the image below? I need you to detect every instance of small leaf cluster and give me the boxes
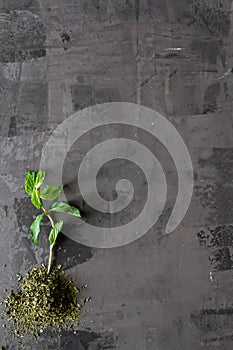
[25,170,63,209]
[24,170,81,246]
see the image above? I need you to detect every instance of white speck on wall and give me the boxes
[209,271,213,281]
[164,48,184,51]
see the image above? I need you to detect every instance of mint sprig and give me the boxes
[24,170,81,274]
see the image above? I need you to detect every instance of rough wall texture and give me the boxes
[0,0,233,349]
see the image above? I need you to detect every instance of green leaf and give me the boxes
[35,170,45,189]
[50,202,81,218]
[49,220,63,246]
[30,213,45,244]
[40,185,63,201]
[24,171,36,195]
[31,189,42,209]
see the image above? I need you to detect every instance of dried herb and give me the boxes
[6,267,87,337]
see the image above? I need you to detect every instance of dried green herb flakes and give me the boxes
[5,267,86,337]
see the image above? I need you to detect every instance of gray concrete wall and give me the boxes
[0,0,233,349]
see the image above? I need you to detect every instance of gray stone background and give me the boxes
[0,0,233,349]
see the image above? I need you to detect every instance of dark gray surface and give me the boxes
[0,0,233,349]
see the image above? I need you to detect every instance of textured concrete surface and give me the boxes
[0,0,233,349]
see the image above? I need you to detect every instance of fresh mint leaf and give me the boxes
[35,170,45,189]
[30,213,45,244]
[49,220,63,246]
[50,202,81,218]
[40,185,63,201]
[31,189,42,209]
[24,171,36,195]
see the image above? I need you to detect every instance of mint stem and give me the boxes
[47,245,54,275]
[42,207,55,274]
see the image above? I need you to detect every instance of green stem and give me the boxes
[47,245,54,275]
[42,207,55,274]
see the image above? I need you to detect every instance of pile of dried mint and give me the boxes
[5,266,90,337]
